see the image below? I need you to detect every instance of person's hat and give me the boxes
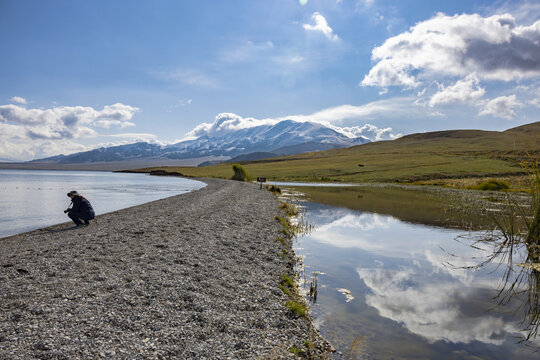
[67,190,79,197]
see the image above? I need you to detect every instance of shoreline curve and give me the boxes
[0,178,329,358]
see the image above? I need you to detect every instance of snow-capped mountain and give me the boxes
[163,120,368,158]
[32,119,369,164]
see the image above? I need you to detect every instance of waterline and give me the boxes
[0,169,206,238]
[286,186,537,359]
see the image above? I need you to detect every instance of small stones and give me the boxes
[32,341,50,351]
[10,312,24,322]
[0,179,330,358]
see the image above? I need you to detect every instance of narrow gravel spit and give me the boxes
[0,178,331,359]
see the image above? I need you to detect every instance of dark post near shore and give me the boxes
[257,177,267,189]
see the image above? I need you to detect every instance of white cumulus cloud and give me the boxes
[530,98,540,108]
[0,103,139,140]
[0,102,140,161]
[303,12,339,41]
[186,113,277,139]
[340,124,402,141]
[10,96,27,104]
[362,13,540,88]
[478,95,523,119]
[429,74,486,107]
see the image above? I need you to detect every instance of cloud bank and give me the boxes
[2,97,409,161]
[276,97,436,125]
[362,13,540,88]
[0,102,141,161]
[184,103,405,142]
[0,103,139,140]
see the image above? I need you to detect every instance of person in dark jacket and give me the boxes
[64,190,95,227]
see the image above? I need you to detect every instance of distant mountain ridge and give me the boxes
[31,119,369,164]
[141,120,540,184]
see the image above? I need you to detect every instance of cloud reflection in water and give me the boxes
[305,208,523,345]
[357,267,518,345]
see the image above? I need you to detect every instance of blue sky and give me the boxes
[1,0,539,160]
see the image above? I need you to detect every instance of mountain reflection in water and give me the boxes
[288,186,538,360]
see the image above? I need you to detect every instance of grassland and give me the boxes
[135,121,540,189]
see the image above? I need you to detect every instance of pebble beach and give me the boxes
[0,178,330,359]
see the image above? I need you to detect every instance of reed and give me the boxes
[461,159,540,342]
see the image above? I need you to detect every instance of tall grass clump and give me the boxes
[231,164,249,181]
[523,160,540,259]
[280,201,298,217]
[486,160,540,263]
[266,184,281,194]
[285,300,308,318]
[459,159,540,342]
[475,179,511,191]
[279,274,295,297]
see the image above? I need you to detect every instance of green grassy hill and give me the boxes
[136,121,540,187]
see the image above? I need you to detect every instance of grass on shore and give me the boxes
[271,195,327,357]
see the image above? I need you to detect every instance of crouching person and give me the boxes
[65,190,95,227]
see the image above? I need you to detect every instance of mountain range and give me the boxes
[139,121,540,184]
[30,120,369,165]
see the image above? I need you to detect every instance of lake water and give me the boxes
[0,169,206,238]
[285,186,538,360]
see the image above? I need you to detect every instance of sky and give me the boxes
[0,0,539,161]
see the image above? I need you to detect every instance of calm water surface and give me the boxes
[0,169,206,238]
[286,186,538,360]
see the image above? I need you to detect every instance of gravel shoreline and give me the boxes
[0,178,330,359]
